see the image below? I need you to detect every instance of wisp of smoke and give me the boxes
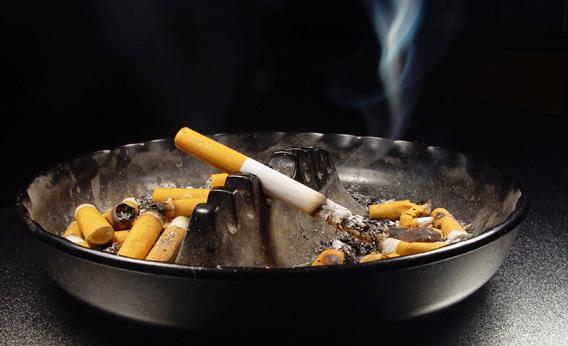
[368,0,424,139]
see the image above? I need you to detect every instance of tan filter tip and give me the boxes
[174,127,248,173]
[311,249,345,266]
[75,204,114,245]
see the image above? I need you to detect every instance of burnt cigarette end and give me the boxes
[312,249,345,266]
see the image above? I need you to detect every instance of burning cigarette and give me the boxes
[112,230,130,245]
[399,204,430,228]
[151,187,210,202]
[162,198,207,219]
[118,211,163,259]
[381,238,446,256]
[210,173,229,188]
[145,216,190,262]
[175,127,327,215]
[63,221,83,238]
[311,249,345,266]
[75,204,114,245]
[432,208,469,241]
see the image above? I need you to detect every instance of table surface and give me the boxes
[1,141,567,346]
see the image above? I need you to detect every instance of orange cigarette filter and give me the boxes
[146,216,190,262]
[175,127,248,173]
[399,204,430,228]
[63,221,83,238]
[359,252,385,263]
[163,198,207,219]
[210,173,229,188]
[64,234,93,248]
[359,252,400,263]
[118,211,164,259]
[75,204,114,245]
[112,230,130,245]
[381,238,446,256]
[368,200,416,220]
[432,208,467,240]
[311,249,345,266]
[151,188,210,202]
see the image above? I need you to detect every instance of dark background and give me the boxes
[1,0,567,204]
[2,1,568,344]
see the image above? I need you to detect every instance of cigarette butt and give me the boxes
[64,234,92,248]
[75,204,114,245]
[103,209,113,224]
[432,208,468,240]
[118,211,164,259]
[112,230,130,245]
[146,216,190,262]
[399,204,431,228]
[311,249,345,266]
[399,213,418,228]
[175,127,327,215]
[360,252,385,263]
[417,216,433,227]
[101,198,139,230]
[381,238,446,256]
[175,127,249,173]
[151,188,210,202]
[63,221,83,238]
[163,198,207,219]
[368,200,416,220]
[210,173,229,188]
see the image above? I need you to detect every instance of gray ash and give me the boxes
[136,196,165,213]
[112,203,138,223]
[103,242,121,254]
[346,188,383,206]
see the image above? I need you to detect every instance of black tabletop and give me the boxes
[2,139,568,346]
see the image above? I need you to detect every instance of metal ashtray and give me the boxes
[16,132,528,329]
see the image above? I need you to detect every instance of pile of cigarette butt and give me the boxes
[62,176,470,266]
[313,199,470,266]
[62,173,230,263]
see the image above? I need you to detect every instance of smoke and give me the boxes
[368,0,423,139]
[326,0,425,139]
[367,0,424,139]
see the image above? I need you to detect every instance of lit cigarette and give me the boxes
[368,200,416,220]
[75,204,114,245]
[63,221,83,238]
[311,249,345,266]
[118,211,164,259]
[381,238,446,256]
[151,188,210,202]
[111,230,130,245]
[162,198,208,219]
[432,208,469,241]
[399,204,430,228]
[210,173,229,188]
[145,216,190,262]
[175,127,327,215]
